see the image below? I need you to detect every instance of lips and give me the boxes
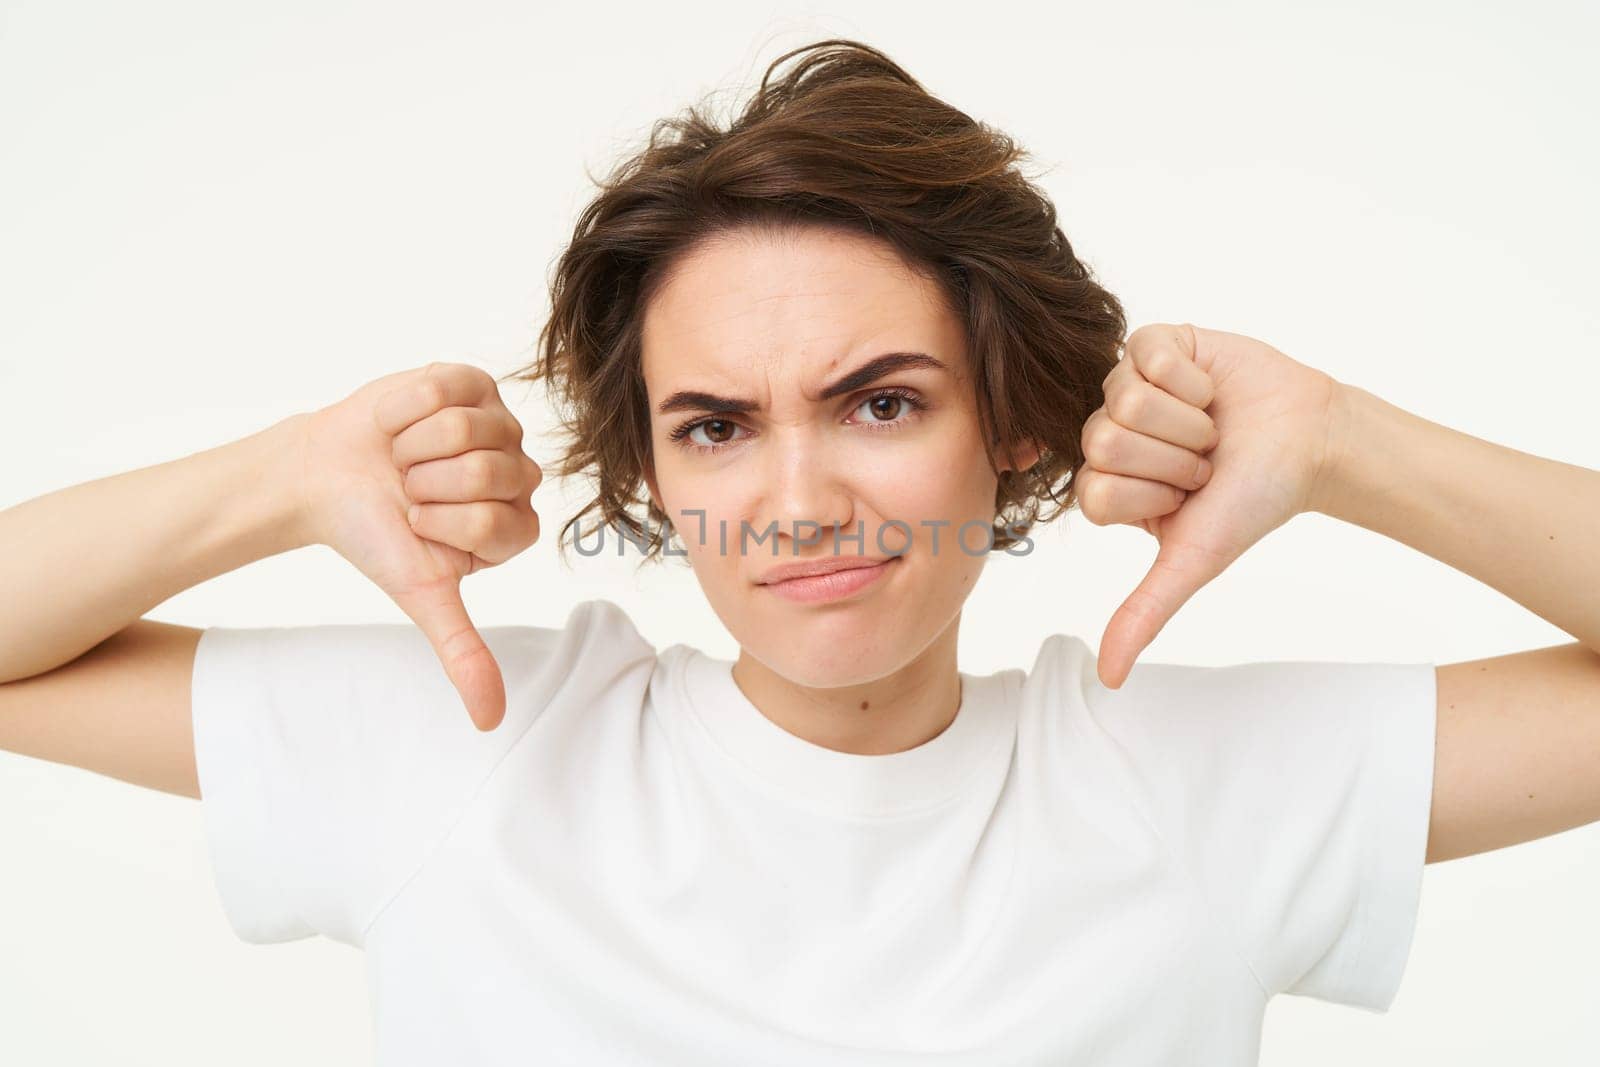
[758,556,899,605]
[757,555,897,586]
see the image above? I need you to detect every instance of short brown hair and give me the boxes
[501,38,1126,565]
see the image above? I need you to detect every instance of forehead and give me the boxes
[639,225,963,390]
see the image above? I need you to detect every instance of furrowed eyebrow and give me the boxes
[654,351,946,417]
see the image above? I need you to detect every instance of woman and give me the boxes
[2,38,1596,1066]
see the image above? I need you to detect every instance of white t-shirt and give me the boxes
[190,597,1437,1065]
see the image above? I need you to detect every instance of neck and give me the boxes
[728,618,963,755]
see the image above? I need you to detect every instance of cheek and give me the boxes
[656,463,745,562]
[862,432,997,525]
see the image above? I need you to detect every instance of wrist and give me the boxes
[241,412,323,551]
[1307,381,1396,521]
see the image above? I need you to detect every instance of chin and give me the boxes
[746,608,906,687]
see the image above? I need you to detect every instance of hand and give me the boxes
[292,362,544,731]
[1077,323,1341,688]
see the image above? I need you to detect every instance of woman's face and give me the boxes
[641,224,1035,688]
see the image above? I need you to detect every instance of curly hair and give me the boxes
[500,37,1127,566]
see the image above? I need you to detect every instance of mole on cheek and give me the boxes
[859,700,869,710]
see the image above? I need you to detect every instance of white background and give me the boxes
[2,0,1597,1062]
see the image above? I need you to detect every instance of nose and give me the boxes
[755,428,855,555]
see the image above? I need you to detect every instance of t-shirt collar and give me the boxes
[671,644,1016,819]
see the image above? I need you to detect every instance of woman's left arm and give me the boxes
[1310,383,1600,864]
[1076,322,1600,866]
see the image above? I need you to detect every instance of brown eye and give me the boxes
[849,389,926,431]
[868,396,902,420]
[670,415,751,453]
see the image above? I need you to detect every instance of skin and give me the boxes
[0,224,1596,867]
[637,224,1038,756]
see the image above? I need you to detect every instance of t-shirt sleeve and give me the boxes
[189,598,648,949]
[1074,642,1437,1012]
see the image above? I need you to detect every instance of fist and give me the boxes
[294,362,544,731]
[1077,323,1341,688]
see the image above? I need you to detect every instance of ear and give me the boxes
[643,466,689,561]
[644,466,664,515]
[996,436,1043,474]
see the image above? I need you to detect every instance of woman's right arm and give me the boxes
[0,417,314,685]
[0,363,544,797]
[0,416,312,797]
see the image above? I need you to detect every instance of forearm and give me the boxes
[0,414,314,683]
[1312,383,1600,652]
